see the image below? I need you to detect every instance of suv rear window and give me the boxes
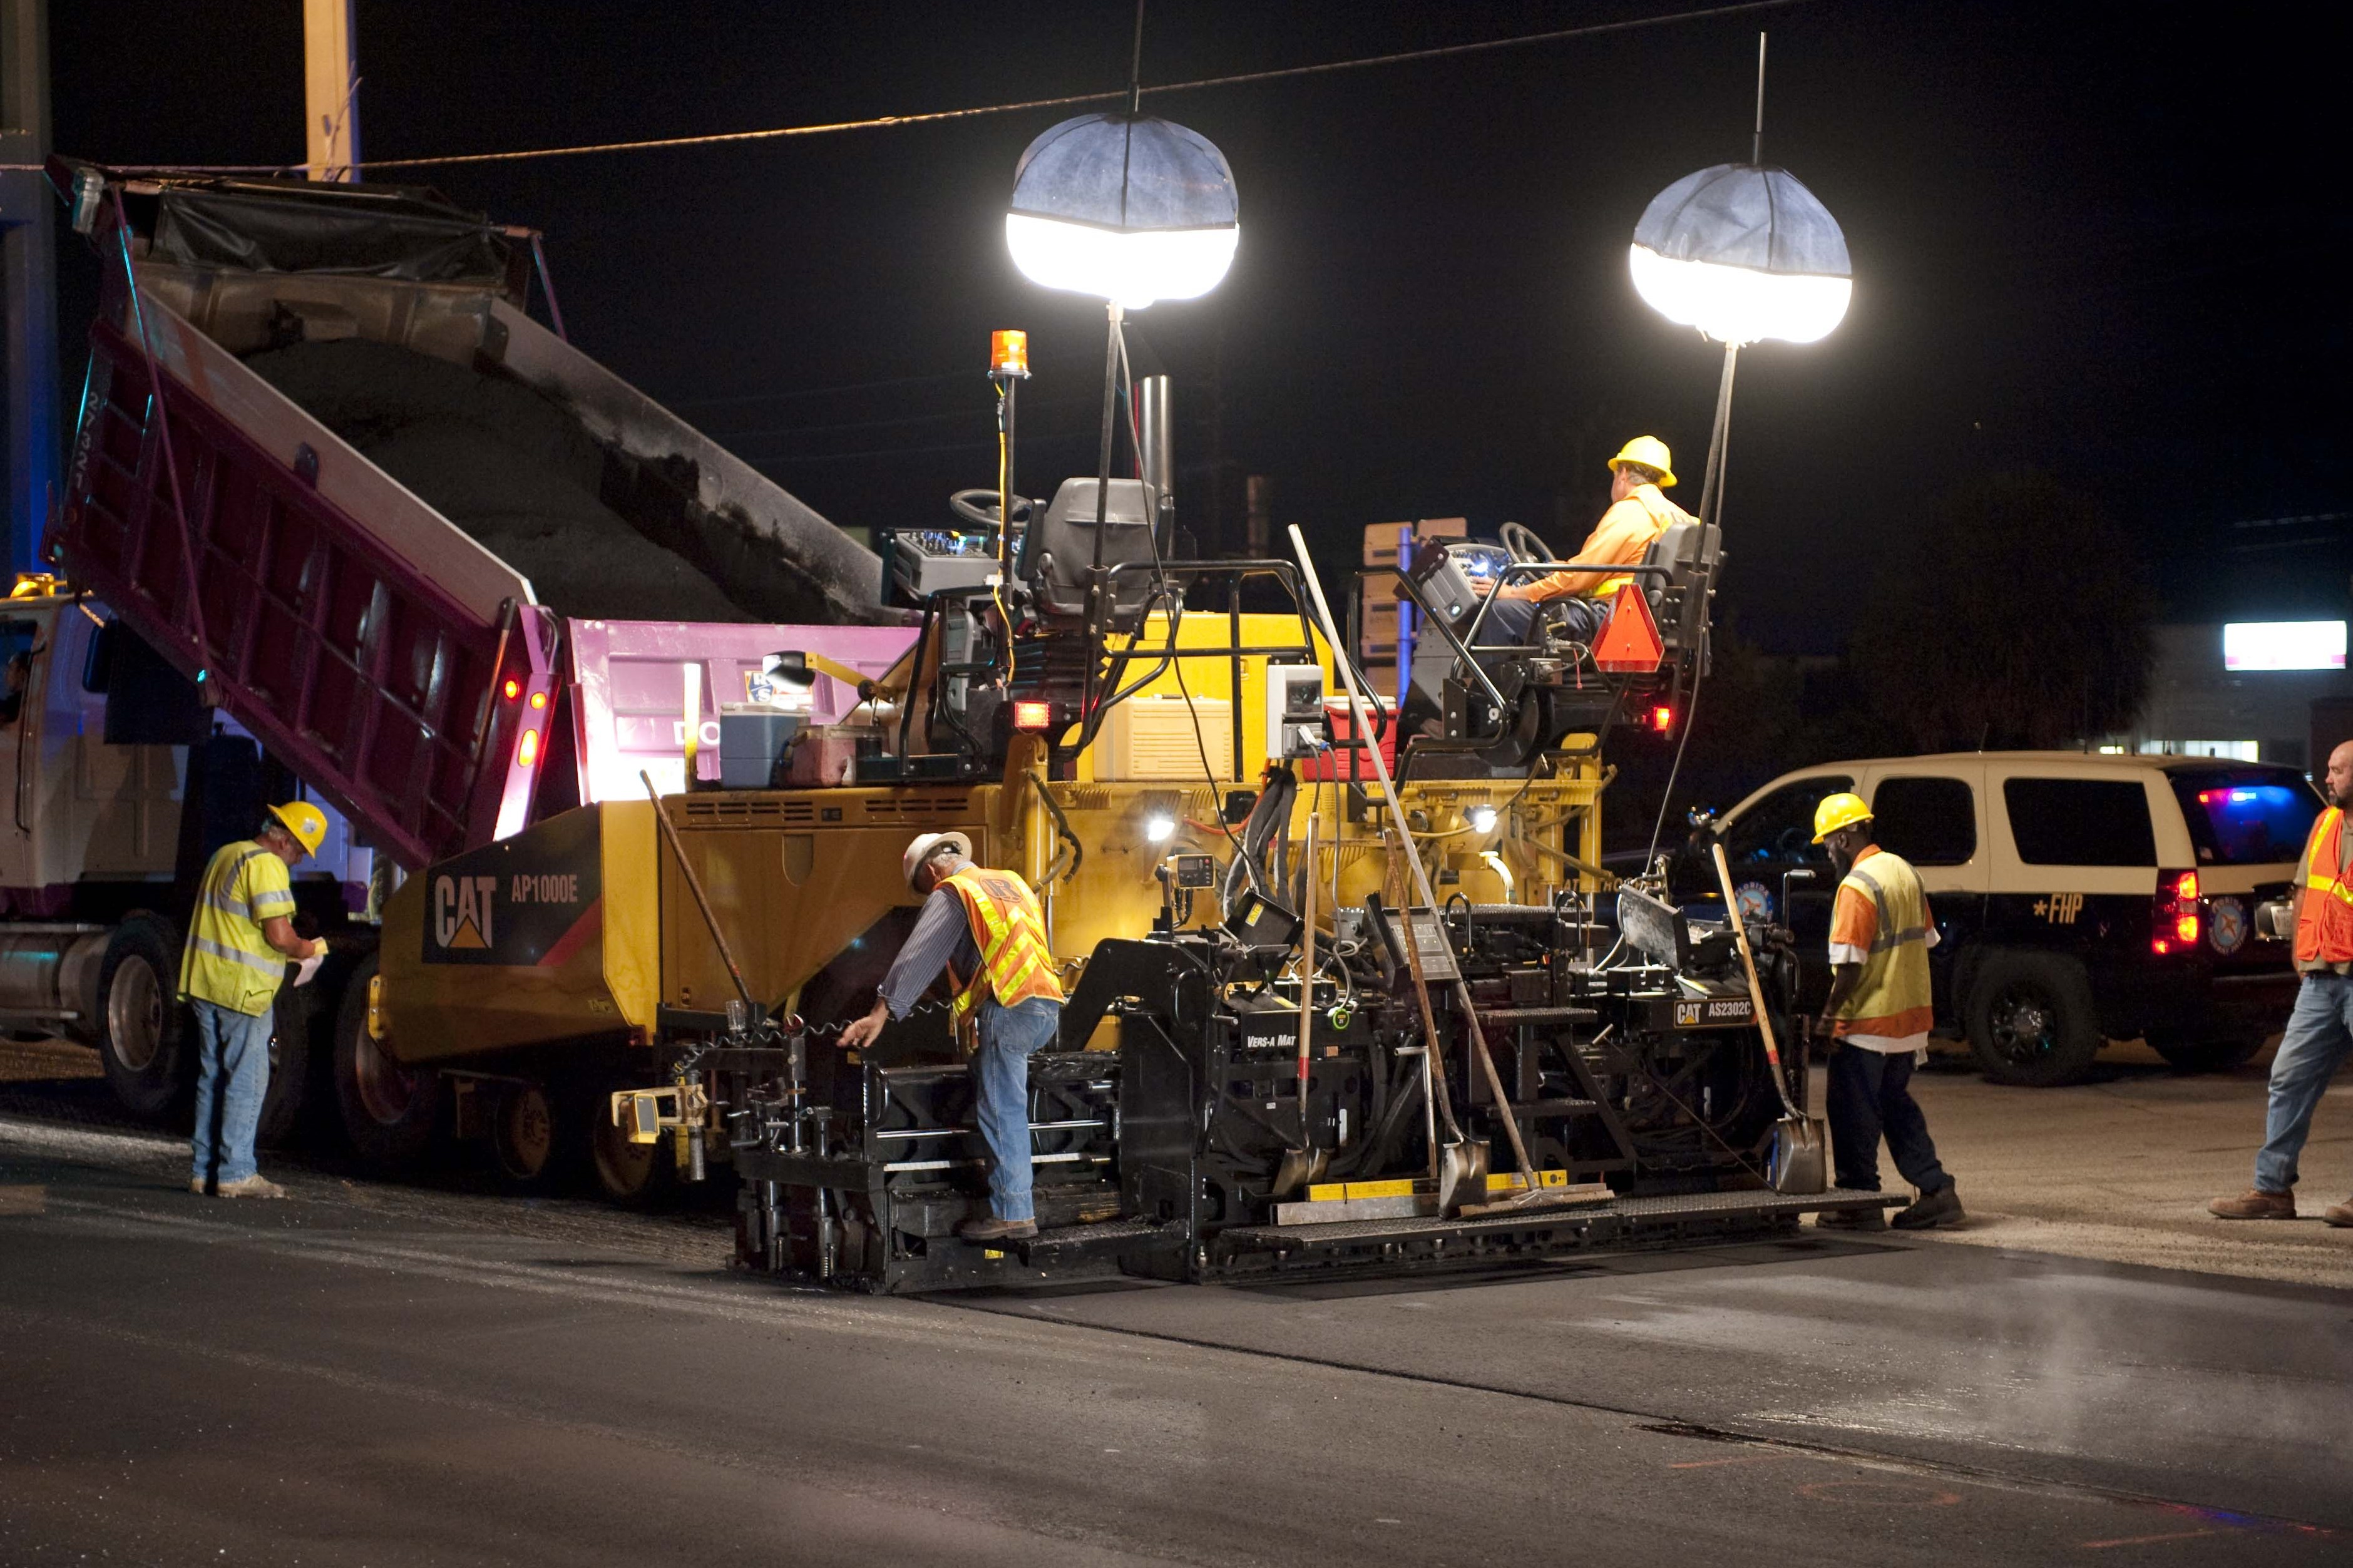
[2169,767,2324,866]
[2002,777,2156,866]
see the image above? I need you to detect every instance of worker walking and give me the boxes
[183,803,330,1199]
[2210,738,2353,1226]
[1484,436,1696,647]
[840,832,1065,1243]
[1807,792,1965,1231]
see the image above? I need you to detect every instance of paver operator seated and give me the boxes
[1481,435,1695,648]
[2210,737,2353,1227]
[1807,792,1966,1232]
[839,833,1065,1244]
[183,802,331,1199]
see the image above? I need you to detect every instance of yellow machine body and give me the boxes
[376,615,1611,1063]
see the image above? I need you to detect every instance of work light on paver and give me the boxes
[1006,113,1239,309]
[1629,163,1852,346]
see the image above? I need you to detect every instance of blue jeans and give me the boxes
[2255,972,2353,1194]
[190,998,275,1186]
[971,996,1061,1222]
[1827,1045,1951,1195]
[1477,594,1609,648]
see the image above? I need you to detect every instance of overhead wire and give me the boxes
[18,0,1820,178]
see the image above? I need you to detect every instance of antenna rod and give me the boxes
[1751,31,1767,164]
[1129,1,1146,114]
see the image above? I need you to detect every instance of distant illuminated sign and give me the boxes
[2222,620,2347,671]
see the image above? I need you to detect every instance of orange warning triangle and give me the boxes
[448,915,489,950]
[1592,582,1663,672]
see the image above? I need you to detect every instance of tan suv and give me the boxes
[1669,752,2319,1085]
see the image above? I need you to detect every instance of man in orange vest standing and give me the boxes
[841,832,1065,1243]
[2211,739,2353,1226]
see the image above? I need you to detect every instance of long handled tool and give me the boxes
[1379,867,1486,1212]
[1273,813,1330,1194]
[1710,839,1827,1193]
[643,770,757,1013]
[1289,526,1576,1216]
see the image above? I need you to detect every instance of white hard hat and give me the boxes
[901,831,973,891]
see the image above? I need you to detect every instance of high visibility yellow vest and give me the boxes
[1833,848,1935,1037]
[940,864,1064,1023]
[2295,807,2353,964]
[178,841,297,1016]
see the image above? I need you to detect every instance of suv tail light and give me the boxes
[2152,869,2199,954]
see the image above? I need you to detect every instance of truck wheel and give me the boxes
[491,1083,569,1187]
[254,983,314,1148]
[332,955,439,1169]
[2147,1029,2270,1074]
[1965,951,2101,1087]
[96,916,190,1119]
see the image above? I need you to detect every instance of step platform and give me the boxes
[1207,1187,1902,1281]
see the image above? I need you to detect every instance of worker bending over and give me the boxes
[183,803,330,1199]
[841,833,1065,1243]
[1808,792,1964,1232]
[2210,737,2353,1227]
[1483,436,1694,647]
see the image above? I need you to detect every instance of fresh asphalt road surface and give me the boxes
[3,1117,2346,1566]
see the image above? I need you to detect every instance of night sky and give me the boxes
[48,1,2350,652]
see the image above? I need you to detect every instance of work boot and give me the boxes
[1892,1185,1965,1231]
[215,1174,287,1200]
[188,1177,208,1196]
[956,1214,1037,1244]
[2208,1189,2295,1221]
[1815,1205,1887,1231]
[2322,1201,2353,1229]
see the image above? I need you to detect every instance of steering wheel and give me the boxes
[1499,520,1556,563]
[950,488,1035,530]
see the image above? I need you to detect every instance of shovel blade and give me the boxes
[1435,1139,1491,1214]
[1768,1116,1828,1194]
[1273,1146,1330,1197]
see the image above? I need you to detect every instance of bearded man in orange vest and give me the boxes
[2211,738,2353,1226]
[841,832,1065,1243]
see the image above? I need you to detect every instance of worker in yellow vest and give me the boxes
[182,802,330,1198]
[1483,436,1694,648]
[1807,792,1964,1232]
[841,831,1065,1243]
[2211,738,2353,1226]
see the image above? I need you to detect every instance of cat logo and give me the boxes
[433,874,499,951]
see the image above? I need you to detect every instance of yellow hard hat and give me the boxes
[1607,436,1677,488]
[267,801,329,859]
[1811,792,1872,844]
[901,831,973,891]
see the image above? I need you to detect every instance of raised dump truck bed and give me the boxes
[51,164,890,869]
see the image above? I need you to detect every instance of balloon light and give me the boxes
[1629,163,1850,346]
[1007,113,1239,309]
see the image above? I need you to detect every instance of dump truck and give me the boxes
[29,163,911,1191]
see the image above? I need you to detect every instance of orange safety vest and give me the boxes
[940,864,1065,1022]
[2294,807,2353,965]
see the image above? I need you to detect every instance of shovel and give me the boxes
[1273,813,1331,1196]
[1710,841,1828,1193]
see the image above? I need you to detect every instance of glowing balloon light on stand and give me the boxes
[1628,164,1851,347]
[1628,35,1853,534]
[1006,113,1239,309]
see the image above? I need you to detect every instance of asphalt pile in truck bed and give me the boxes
[244,338,764,623]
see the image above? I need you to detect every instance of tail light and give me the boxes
[517,728,541,768]
[503,677,521,700]
[2153,869,2198,954]
[1649,704,1674,734]
[1012,699,1053,730]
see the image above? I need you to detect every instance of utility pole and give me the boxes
[304,0,361,182]
[1,0,57,573]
